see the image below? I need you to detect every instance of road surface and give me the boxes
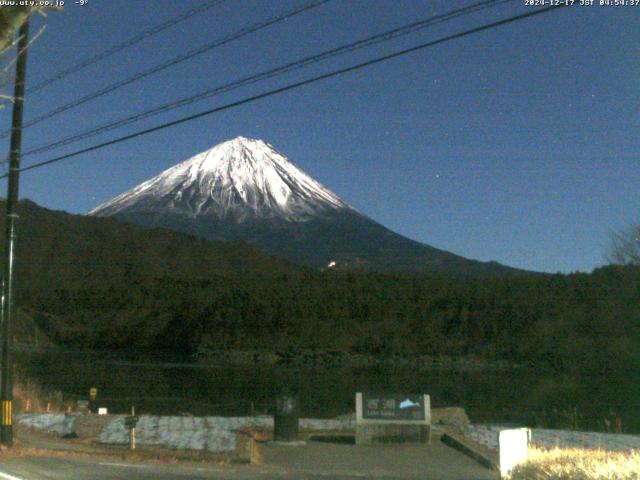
[0,433,498,479]
[0,446,498,480]
[0,456,290,480]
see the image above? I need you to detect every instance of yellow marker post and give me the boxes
[1,400,12,426]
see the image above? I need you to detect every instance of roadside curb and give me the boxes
[440,429,498,471]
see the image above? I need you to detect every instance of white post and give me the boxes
[129,405,136,450]
[499,428,530,478]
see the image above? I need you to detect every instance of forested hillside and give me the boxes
[24,266,640,374]
[3,200,639,374]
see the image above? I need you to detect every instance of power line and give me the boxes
[26,0,224,95]
[0,0,331,140]
[1,5,567,180]
[24,0,514,158]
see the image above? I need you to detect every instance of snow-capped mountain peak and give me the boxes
[90,136,349,222]
[89,136,523,276]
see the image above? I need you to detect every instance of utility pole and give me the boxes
[0,18,29,447]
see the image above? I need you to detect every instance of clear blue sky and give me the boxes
[0,0,637,273]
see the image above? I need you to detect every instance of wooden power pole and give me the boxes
[0,18,29,447]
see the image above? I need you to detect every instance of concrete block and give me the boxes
[356,423,430,445]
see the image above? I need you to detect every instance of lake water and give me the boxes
[17,351,640,433]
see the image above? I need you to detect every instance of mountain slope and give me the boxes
[91,136,526,276]
[4,199,299,292]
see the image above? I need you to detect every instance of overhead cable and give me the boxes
[0,0,332,139]
[27,0,225,94]
[2,5,566,179]
[24,0,514,158]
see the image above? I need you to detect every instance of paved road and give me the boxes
[260,439,498,480]
[0,437,499,479]
[0,456,290,480]
[0,457,270,479]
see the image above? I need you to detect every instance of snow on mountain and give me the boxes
[90,136,349,222]
[90,136,526,276]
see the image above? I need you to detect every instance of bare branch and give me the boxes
[607,224,640,266]
[0,23,46,80]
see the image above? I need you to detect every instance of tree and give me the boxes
[0,6,55,112]
[0,7,32,53]
[607,224,640,266]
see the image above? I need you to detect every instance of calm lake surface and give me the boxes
[17,351,640,433]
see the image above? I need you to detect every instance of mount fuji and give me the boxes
[90,136,522,276]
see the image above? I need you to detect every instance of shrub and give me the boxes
[509,447,640,480]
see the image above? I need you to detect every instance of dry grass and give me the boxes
[13,378,65,414]
[509,447,640,480]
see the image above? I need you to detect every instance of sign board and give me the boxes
[362,393,426,421]
[355,392,431,445]
[356,393,430,424]
[98,407,108,415]
[124,415,139,429]
[89,388,97,400]
[499,428,530,478]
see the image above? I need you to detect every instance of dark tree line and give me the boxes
[20,265,640,374]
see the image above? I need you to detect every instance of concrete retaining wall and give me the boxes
[18,413,354,453]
